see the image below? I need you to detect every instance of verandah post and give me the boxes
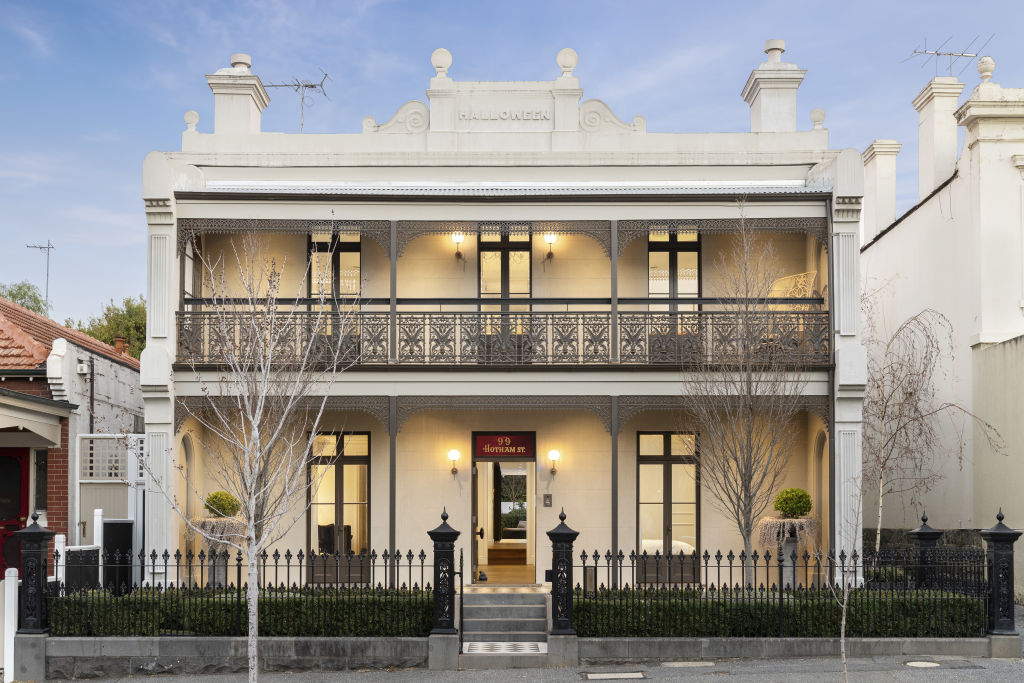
[427,508,460,634]
[980,509,1021,635]
[547,508,580,635]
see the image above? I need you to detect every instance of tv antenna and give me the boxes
[902,35,995,77]
[25,239,55,314]
[264,69,332,133]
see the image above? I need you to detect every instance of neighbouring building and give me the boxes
[0,298,143,572]
[140,40,866,583]
[860,57,1024,595]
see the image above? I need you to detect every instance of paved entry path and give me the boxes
[50,655,1024,683]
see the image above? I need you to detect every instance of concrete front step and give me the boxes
[463,631,548,643]
[458,653,549,669]
[462,592,546,606]
[463,617,548,633]
[463,604,546,619]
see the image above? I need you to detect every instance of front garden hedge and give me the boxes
[573,590,985,638]
[50,587,433,637]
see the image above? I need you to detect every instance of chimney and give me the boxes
[741,39,806,133]
[912,77,964,199]
[205,53,270,135]
[862,140,901,242]
[114,336,126,354]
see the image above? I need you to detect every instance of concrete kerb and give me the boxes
[579,636,1021,662]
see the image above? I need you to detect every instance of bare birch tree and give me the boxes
[140,231,360,682]
[681,211,810,575]
[862,302,1005,552]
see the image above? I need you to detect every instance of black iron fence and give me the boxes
[572,547,988,638]
[47,548,433,637]
[12,510,1022,642]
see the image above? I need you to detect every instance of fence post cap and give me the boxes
[13,512,55,541]
[426,508,461,542]
[546,508,580,543]
[980,509,1023,543]
[907,511,943,542]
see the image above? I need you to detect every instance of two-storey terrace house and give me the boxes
[140,41,866,584]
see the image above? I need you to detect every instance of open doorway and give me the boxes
[472,458,536,585]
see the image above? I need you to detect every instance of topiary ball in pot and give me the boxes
[205,490,241,518]
[773,488,812,519]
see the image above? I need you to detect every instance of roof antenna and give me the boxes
[25,240,55,315]
[264,69,332,133]
[902,35,995,77]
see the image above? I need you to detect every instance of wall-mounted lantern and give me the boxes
[544,233,557,260]
[448,448,460,475]
[548,449,560,475]
[451,232,465,261]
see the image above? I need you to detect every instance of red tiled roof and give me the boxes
[0,298,140,370]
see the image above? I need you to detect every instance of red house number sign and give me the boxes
[474,433,535,459]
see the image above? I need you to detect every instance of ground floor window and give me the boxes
[637,432,699,556]
[308,432,369,556]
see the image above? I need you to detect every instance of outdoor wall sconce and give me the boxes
[451,232,465,261]
[548,449,560,475]
[544,232,557,260]
[448,449,460,475]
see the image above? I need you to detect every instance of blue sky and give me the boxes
[1,0,1021,323]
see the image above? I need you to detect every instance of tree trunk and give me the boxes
[742,533,754,587]
[875,474,884,554]
[247,557,259,683]
[840,584,849,683]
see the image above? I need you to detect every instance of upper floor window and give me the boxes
[309,230,360,300]
[649,229,700,312]
[479,227,531,312]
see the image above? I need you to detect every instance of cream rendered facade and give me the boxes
[860,57,1024,594]
[141,42,866,582]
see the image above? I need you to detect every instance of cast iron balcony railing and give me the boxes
[176,298,830,367]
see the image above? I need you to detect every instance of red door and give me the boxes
[0,449,30,574]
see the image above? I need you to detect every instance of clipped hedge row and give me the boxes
[50,588,433,637]
[573,591,986,638]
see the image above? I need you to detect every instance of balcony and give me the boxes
[175,299,830,368]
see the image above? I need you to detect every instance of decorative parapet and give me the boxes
[363,101,429,134]
[579,100,645,133]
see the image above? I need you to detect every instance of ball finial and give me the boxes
[978,56,995,82]
[556,48,578,76]
[997,508,1004,523]
[431,48,452,76]
[441,507,448,523]
[810,108,826,130]
[31,511,39,524]
[184,110,199,132]
[921,511,928,525]
[558,508,566,523]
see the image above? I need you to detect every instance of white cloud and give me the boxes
[59,204,146,243]
[15,24,49,56]
[593,43,733,103]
